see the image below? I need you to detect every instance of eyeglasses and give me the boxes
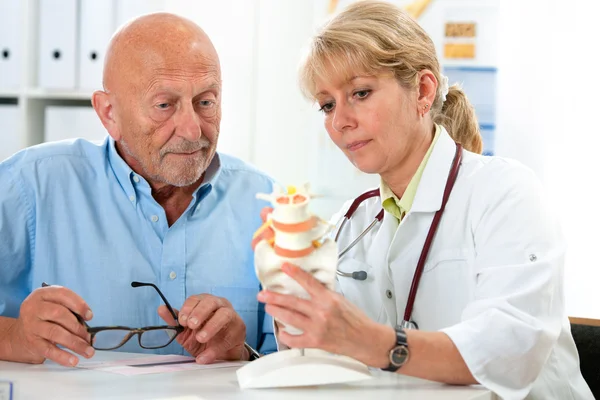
[43,281,184,351]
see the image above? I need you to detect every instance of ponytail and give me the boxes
[434,84,483,154]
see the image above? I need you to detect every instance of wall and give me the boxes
[495,0,600,318]
[166,0,260,163]
[165,0,600,318]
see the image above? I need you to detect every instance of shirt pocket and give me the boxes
[211,286,259,312]
[211,286,260,347]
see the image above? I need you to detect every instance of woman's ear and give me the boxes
[416,69,437,116]
[92,90,121,141]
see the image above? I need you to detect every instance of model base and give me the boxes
[236,348,372,389]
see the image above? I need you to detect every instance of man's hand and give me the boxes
[7,285,94,367]
[158,294,247,364]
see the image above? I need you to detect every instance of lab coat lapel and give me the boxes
[385,128,460,325]
[411,127,459,213]
[387,128,458,263]
[365,210,399,326]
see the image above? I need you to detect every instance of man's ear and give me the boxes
[92,90,120,141]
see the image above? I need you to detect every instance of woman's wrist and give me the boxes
[360,323,397,368]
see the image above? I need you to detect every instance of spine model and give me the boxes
[253,184,338,335]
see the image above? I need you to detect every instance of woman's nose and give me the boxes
[332,102,356,133]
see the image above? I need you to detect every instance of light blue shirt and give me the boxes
[0,136,276,355]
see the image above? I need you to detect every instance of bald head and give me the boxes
[92,12,223,190]
[103,13,220,93]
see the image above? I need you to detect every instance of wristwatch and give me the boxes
[382,325,410,372]
[244,342,261,361]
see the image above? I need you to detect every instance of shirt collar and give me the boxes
[191,152,221,210]
[106,136,222,208]
[107,136,137,201]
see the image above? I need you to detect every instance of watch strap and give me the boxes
[382,326,409,372]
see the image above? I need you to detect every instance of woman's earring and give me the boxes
[422,104,429,118]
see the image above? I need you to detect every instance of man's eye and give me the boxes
[156,103,170,110]
[198,100,215,107]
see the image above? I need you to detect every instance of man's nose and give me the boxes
[175,103,202,141]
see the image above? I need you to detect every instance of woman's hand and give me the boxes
[257,262,395,368]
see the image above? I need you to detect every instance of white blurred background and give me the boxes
[0,0,598,319]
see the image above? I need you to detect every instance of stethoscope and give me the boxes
[334,142,463,330]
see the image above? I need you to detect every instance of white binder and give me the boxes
[38,0,78,89]
[44,106,107,143]
[0,105,22,162]
[0,0,21,90]
[78,0,116,91]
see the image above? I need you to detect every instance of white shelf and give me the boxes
[0,0,169,151]
[26,88,93,101]
[0,90,20,98]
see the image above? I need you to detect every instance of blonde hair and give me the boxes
[299,0,482,154]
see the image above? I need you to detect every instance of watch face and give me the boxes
[390,345,409,366]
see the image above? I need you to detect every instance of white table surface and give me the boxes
[0,351,497,400]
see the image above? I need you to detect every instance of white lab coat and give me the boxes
[332,128,593,400]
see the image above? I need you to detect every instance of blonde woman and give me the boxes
[256,1,593,399]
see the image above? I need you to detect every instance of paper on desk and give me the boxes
[0,381,13,400]
[77,354,244,376]
[154,397,206,400]
[148,397,206,400]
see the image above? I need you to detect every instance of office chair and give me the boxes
[570,317,600,399]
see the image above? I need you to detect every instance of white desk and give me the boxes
[0,351,497,399]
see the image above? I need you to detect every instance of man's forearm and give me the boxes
[0,316,19,361]
[371,325,477,385]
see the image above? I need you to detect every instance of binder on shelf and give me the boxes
[78,0,116,91]
[38,0,78,90]
[44,106,107,143]
[0,0,21,90]
[0,105,22,162]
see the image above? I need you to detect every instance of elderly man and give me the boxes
[0,13,274,367]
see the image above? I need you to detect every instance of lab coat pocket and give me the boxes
[419,248,472,326]
[423,247,470,274]
[336,259,384,323]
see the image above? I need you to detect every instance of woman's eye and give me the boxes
[354,90,370,99]
[319,103,334,113]
[156,103,170,110]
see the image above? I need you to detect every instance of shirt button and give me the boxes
[151,215,159,222]
[129,195,135,202]
[529,254,537,262]
[133,175,140,183]
[386,289,393,299]
[169,271,177,280]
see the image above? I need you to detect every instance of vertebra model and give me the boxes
[253,183,338,334]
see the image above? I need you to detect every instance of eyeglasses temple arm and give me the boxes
[131,281,179,323]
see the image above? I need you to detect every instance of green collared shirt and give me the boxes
[380,124,441,221]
